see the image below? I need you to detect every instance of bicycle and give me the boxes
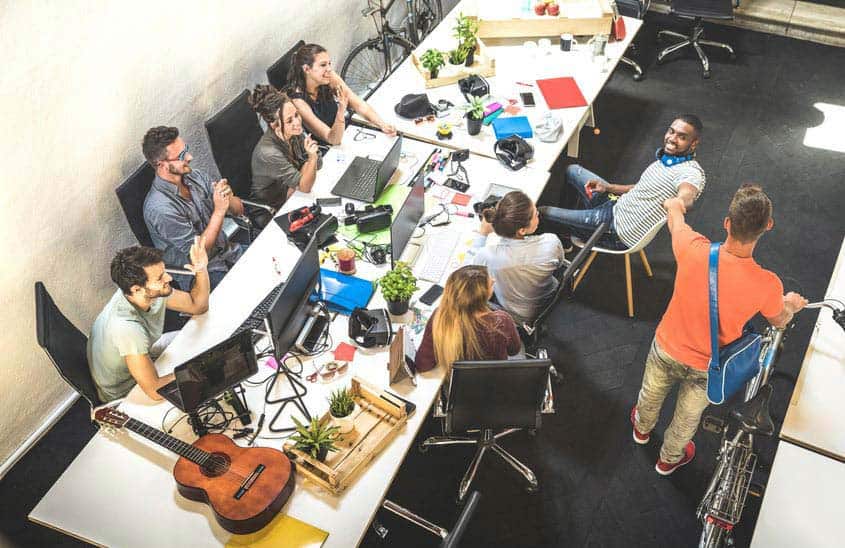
[341,0,443,99]
[696,298,845,548]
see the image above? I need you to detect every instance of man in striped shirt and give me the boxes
[539,115,706,250]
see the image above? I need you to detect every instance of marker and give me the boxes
[454,211,475,218]
[515,81,534,87]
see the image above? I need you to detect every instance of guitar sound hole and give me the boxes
[202,453,231,478]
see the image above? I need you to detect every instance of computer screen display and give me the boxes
[390,175,425,268]
[266,231,321,358]
[175,330,257,412]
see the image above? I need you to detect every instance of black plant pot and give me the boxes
[387,299,410,316]
[466,114,482,136]
[464,48,475,67]
[429,68,439,79]
[316,446,329,462]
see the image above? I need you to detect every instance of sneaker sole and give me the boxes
[655,454,694,476]
[632,430,649,445]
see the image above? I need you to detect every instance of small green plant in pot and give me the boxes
[379,262,418,316]
[328,387,357,434]
[454,12,479,66]
[447,47,467,66]
[420,48,445,79]
[290,416,339,462]
[466,95,485,136]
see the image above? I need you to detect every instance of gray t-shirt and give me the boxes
[251,129,322,210]
[87,289,167,402]
[469,232,565,325]
[613,159,705,248]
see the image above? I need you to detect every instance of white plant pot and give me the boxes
[331,406,356,434]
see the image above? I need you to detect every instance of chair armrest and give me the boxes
[240,199,276,215]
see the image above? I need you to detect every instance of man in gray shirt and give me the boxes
[142,126,245,289]
[88,240,210,402]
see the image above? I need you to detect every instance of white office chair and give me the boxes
[571,219,666,317]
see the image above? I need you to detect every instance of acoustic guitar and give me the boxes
[94,406,295,534]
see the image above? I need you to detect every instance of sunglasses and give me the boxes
[306,360,350,383]
[414,114,436,125]
[163,143,189,162]
[353,128,376,141]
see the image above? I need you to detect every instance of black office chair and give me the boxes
[35,282,102,409]
[420,358,552,502]
[115,163,157,248]
[376,491,482,547]
[205,89,276,229]
[656,0,736,78]
[267,39,305,91]
[616,0,650,81]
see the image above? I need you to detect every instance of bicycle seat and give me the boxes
[730,383,775,437]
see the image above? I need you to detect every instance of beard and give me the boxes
[168,162,192,176]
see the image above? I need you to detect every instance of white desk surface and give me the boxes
[29,127,551,547]
[355,0,641,172]
[751,441,845,547]
[779,235,845,461]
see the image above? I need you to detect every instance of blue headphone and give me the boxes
[656,148,694,167]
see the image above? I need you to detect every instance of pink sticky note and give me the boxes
[334,342,357,362]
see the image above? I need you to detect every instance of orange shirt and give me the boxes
[655,223,784,370]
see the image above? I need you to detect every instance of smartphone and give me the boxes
[419,284,444,305]
[520,92,536,107]
[444,178,470,193]
[316,196,342,207]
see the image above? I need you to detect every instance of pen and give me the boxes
[454,211,475,218]
[165,268,195,277]
[516,81,534,87]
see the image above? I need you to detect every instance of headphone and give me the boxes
[655,147,694,167]
[495,135,534,171]
[348,308,393,348]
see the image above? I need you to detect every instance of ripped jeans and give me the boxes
[538,164,628,251]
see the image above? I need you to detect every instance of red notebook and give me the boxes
[536,77,587,109]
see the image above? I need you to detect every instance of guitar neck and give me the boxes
[123,418,210,466]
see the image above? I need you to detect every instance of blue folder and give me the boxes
[492,116,533,140]
[312,268,375,315]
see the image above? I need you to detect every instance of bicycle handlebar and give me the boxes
[804,300,845,331]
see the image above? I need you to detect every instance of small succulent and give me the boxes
[290,416,339,461]
[328,388,356,419]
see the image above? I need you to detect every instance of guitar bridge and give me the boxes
[234,464,265,500]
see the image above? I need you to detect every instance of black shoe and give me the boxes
[560,236,574,254]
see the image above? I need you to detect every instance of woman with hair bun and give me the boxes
[470,191,566,325]
[288,43,396,146]
[248,84,321,210]
[415,265,521,374]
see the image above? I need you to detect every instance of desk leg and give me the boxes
[567,106,596,158]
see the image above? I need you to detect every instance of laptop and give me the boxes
[331,135,402,202]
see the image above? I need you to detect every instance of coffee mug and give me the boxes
[560,33,578,52]
[538,38,552,54]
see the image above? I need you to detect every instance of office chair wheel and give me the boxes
[729,52,737,61]
[418,442,430,453]
[702,70,711,79]
[632,72,644,82]
[527,428,537,437]
[526,484,540,494]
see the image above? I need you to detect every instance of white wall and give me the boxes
[0,0,457,472]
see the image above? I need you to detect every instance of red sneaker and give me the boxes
[655,441,696,476]
[630,406,650,445]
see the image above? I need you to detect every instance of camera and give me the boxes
[473,195,500,216]
[458,75,490,102]
[450,148,470,163]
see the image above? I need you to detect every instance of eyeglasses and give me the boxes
[353,128,376,142]
[163,143,189,162]
[306,360,350,383]
[414,114,436,125]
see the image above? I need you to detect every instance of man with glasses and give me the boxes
[142,126,245,289]
[88,240,210,402]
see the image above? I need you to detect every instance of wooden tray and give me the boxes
[469,1,613,40]
[411,38,496,89]
[283,377,408,494]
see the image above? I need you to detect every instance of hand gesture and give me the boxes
[335,83,349,112]
[662,196,686,213]
[784,292,808,314]
[212,179,231,214]
[304,135,319,158]
[381,123,397,137]
[185,236,208,274]
[586,179,608,194]
[478,216,494,236]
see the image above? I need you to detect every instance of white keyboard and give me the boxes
[416,231,461,282]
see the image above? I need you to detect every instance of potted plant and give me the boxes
[328,388,357,434]
[465,95,484,136]
[420,48,445,79]
[289,416,339,462]
[379,262,418,316]
[447,47,467,67]
[453,12,479,66]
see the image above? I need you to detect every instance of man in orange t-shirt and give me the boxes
[631,184,807,475]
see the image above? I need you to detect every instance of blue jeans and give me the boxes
[539,164,628,251]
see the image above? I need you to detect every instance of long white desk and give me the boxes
[29,125,552,547]
[356,0,641,172]
[751,441,845,547]
[779,235,845,461]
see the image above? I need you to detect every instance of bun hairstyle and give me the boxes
[288,43,334,104]
[248,84,306,168]
[482,190,534,238]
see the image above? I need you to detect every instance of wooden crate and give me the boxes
[470,1,613,40]
[411,38,496,89]
[283,377,408,494]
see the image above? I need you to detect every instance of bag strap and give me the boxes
[708,242,721,369]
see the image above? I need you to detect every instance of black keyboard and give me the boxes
[333,161,378,201]
[233,282,285,335]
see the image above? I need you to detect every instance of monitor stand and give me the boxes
[265,345,312,433]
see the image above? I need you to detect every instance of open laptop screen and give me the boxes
[390,174,425,268]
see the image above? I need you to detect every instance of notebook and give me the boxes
[492,116,533,140]
[536,77,587,109]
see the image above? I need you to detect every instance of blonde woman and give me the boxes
[415,265,521,373]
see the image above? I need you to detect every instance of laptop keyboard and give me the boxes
[333,161,379,202]
[416,231,460,283]
[233,282,285,335]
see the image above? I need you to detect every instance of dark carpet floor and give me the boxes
[2,15,843,548]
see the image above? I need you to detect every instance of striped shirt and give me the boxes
[613,159,705,248]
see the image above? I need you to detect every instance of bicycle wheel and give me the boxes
[342,35,413,99]
[412,0,443,43]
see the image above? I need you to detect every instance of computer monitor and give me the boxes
[390,175,425,268]
[174,330,258,412]
[265,231,321,359]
